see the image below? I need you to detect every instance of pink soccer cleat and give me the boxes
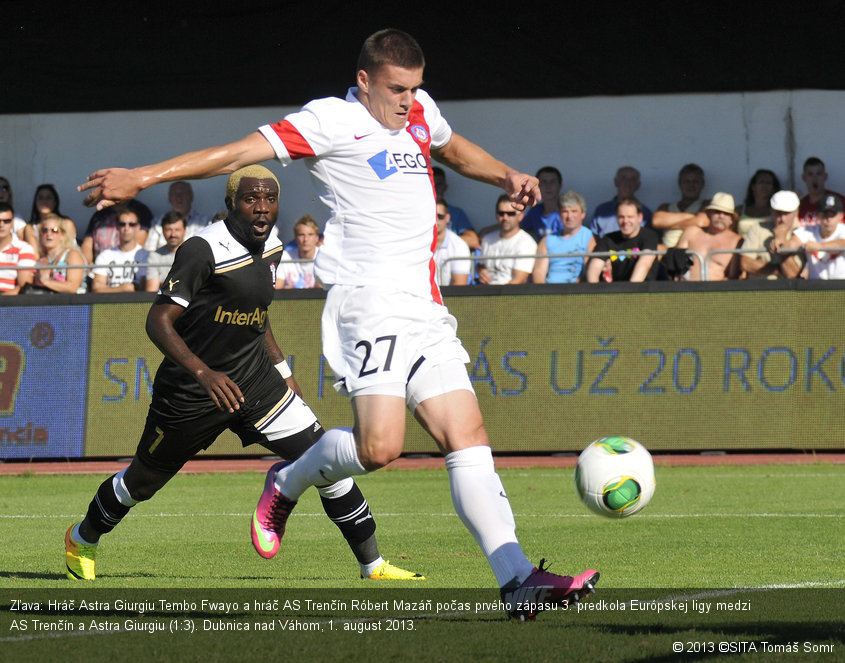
[251,461,297,559]
[500,559,599,621]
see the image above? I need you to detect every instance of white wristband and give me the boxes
[275,360,292,379]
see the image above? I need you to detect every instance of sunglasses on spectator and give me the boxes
[0,217,13,224]
[496,210,519,217]
[40,226,61,234]
[118,221,139,228]
[437,213,448,220]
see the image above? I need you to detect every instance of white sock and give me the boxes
[276,428,366,500]
[113,468,138,507]
[316,476,354,500]
[72,523,98,547]
[361,556,386,577]
[445,445,534,587]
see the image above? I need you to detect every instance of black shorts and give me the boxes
[135,390,323,473]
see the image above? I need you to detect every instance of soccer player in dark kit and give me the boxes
[65,165,423,582]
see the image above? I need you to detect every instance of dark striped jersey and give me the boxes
[151,220,286,408]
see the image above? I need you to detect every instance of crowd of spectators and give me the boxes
[2,157,845,296]
[433,157,845,285]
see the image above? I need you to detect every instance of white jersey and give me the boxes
[259,87,452,302]
[794,224,845,279]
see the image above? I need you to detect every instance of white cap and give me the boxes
[770,190,800,213]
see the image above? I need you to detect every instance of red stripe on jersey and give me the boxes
[267,120,316,159]
[406,99,443,305]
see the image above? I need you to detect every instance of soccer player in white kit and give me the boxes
[80,28,598,620]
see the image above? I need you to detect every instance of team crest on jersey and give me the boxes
[409,124,429,143]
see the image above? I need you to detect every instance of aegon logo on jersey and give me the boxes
[367,150,429,180]
[213,306,267,327]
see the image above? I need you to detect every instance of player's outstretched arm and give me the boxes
[79,132,276,209]
[432,132,540,209]
[146,301,245,412]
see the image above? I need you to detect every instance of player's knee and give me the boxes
[355,441,402,470]
[123,460,177,501]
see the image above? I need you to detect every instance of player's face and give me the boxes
[162,221,186,250]
[616,203,642,238]
[802,165,827,194]
[232,177,279,244]
[294,224,319,255]
[560,204,585,232]
[357,64,424,130]
[0,211,13,240]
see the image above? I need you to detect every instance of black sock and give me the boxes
[320,482,379,565]
[81,475,132,541]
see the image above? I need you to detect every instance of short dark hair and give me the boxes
[803,156,825,171]
[112,204,138,222]
[160,211,186,229]
[617,196,643,214]
[0,202,14,215]
[678,163,704,180]
[357,28,425,75]
[496,193,514,209]
[535,166,562,186]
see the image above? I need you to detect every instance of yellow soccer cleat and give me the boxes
[65,524,97,580]
[362,560,425,581]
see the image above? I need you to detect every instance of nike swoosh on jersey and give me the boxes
[354,132,374,140]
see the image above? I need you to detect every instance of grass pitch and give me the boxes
[1,463,843,661]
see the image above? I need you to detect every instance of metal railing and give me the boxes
[3,247,841,287]
[443,246,844,282]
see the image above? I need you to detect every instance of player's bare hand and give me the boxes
[78,168,142,209]
[505,172,541,210]
[196,369,244,412]
[285,376,304,399]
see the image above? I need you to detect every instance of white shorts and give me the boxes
[254,388,321,442]
[321,285,473,405]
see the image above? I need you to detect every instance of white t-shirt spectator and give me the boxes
[794,224,845,279]
[434,229,471,286]
[479,229,538,285]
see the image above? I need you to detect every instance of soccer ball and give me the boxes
[574,436,656,518]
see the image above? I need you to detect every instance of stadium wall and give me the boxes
[1,282,843,459]
[3,89,845,245]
